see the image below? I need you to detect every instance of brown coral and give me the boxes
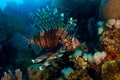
[69,53,88,70]
[67,69,93,80]
[101,0,120,20]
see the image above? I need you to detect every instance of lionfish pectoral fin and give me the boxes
[30,44,41,55]
[9,32,29,50]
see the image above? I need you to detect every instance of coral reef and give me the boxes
[100,19,120,61]
[69,49,89,70]
[100,0,120,20]
[68,50,99,80]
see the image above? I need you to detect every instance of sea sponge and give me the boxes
[100,0,120,20]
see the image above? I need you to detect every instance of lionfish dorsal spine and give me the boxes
[29,6,67,31]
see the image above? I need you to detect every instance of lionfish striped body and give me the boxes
[28,6,80,50]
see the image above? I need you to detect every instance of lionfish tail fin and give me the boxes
[9,32,29,50]
[30,44,41,55]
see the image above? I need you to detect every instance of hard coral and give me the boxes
[100,0,120,20]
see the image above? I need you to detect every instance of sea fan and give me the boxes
[28,6,80,50]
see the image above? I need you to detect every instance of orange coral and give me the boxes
[101,0,120,20]
[104,49,120,61]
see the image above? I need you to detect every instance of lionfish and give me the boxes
[28,6,80,51]
[10,6,80,56]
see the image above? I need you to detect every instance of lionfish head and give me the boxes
[64,37,80,50]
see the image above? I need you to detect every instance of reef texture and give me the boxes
[99,19,120,79]
[100,19,120,61]
[69,56,92,80]
[101,58,120,80]
[68,69,93,80]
